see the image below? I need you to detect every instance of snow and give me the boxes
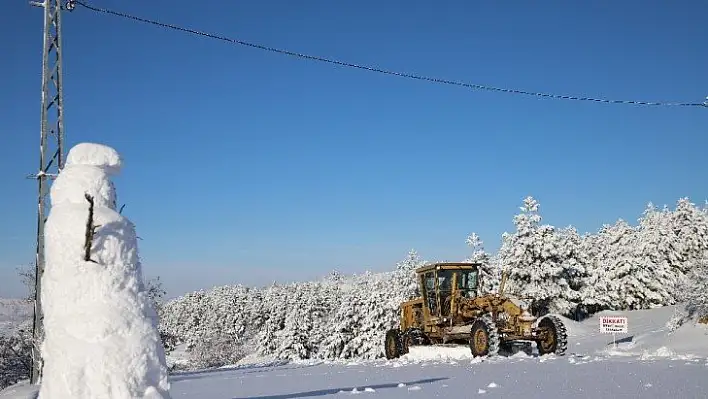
[565,307,708,359]
[2,288,708,399]
[147,196,708,369]
[154,354,708,398]
[0,382,38,399]
[64,142,122,174]
[2,191,707,397]
[37,143,171,398]
[50,144,121,210]
[148,306,697,397]
[0,300,32,337]
[4,354,708,398]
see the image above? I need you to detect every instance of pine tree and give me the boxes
[684,256,708,321]
[580,220,639,312]
[555,225,589,316]
[465,233,497,294]
[670,198,708,270]
[499,196,583,316]
[394,249,424,299]
[635,203,682,308]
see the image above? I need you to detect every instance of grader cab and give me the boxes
[384,262,568,359]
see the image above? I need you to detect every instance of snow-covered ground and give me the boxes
[169,356,707,398]
[2,303,706,398]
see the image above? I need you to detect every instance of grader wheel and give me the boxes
[536,315,568,356]
[469,315,500,357]
[401,328,429,352]
[384,329,404,359]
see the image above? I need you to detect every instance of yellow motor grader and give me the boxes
[384,262,568,358]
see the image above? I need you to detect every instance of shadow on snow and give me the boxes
[170,360,320,383]
[608,335,634,346]
[230,377,449,399]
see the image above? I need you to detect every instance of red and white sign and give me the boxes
[599,316,628,334]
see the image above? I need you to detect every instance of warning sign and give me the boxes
[599,316,628,334]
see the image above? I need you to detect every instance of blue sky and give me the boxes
[2,0,707,298]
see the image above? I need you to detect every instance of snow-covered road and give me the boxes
[169,355,708,398]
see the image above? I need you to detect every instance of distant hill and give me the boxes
[0,298,32,337]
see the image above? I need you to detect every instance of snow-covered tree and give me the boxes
[498,196,583,315]
[156,195,708,368]
[667,255,708,331]
[669,198,708,269]
[317,302,358,359]
[146,276,167,318]
[683,256,708,321]
[274,281,336,360]
[464,233,498,294]
[0,321,32,391]
[15,264,35,302]
[580,220,639,312]
[254,283,290,356]
[327,270,344,284]
[496,197,542,296]
[634,203,683,307]
[394,249,425,299]
[276,287,313,360]
[581,199,708,313]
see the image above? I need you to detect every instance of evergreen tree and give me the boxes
[394,249,424,299]
[580,220,639,312]
[499,196,583,315]
[684,256,708,321]
[635,203,682,308]
[670,198,708,269]
[465,233,498,294]
[155,195,708,369]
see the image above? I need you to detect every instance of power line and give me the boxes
[73,0,706,109]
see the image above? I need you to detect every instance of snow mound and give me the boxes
[574,306,708,360]
[400,345,473,362]
[554,314,594,338]
[52,142,124,209]
[65,142,122,173]
[0,381,38,399]
[38,143,170,399]
[661,322,708,356]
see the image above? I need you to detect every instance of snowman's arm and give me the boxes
[84,193,101,264]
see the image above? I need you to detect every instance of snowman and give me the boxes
[38,142,171,399]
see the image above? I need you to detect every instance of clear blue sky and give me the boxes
[2,0,707,299]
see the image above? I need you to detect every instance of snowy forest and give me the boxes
[157,196,708,369]
[3,195,708,387]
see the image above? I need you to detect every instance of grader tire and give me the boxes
[401,327,430,353]
[469,315,500,357]
[384,329,404,359]
[537,315,568,356]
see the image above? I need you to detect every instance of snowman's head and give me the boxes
[50,143,123,209]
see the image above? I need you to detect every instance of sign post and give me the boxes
[598,316,628,348]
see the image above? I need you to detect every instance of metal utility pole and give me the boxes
[28,0,73,384]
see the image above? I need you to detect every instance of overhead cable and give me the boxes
[72,1,707,108]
